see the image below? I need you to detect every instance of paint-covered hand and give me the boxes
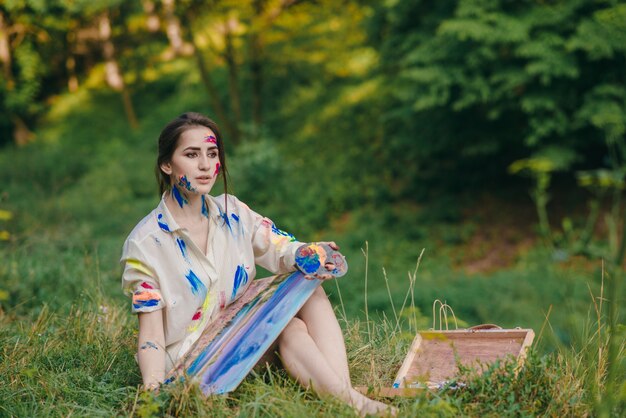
[295,242,348,280]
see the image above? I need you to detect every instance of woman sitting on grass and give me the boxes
[120,112,393,416]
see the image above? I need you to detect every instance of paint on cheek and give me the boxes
[214,162,221,177]
[157,213,170,232]
[178,175,196,192]
[172,186,188,208]
[140,341,159,351]
[204,134,217,144]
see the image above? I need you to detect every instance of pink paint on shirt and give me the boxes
[140,282,154,289]
[192,310,202,321]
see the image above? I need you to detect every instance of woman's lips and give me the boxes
[196,176,213,184]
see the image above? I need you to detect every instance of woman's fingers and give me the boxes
[324,262,336,271]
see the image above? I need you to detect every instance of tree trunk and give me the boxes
[181,10,238,143]
[142,0,160,33]
[0,11,14,89]
[66,31,78,92]
[163,0,191,57]
[223,17,242,138]
[249,0,265,133]
[98,11,138,129]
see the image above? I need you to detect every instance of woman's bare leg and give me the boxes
[296,286,351,385]
[278,296,395,416]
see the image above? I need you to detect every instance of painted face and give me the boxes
[160,127,221,198]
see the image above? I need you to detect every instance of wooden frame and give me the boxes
[359,327,534,397]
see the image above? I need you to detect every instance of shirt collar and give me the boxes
[155,193,223,233]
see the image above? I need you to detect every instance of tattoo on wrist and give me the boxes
[140,341,159,351]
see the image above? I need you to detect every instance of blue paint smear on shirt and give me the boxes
[176,237,187,259]
[133,299,160,309]
[185,269,204,295]
[231,213,239,222]
[231,264,249,299]
[172,186,188,208]
[219,207,232,231]
[271,223,296,241]
[157,213,170,232]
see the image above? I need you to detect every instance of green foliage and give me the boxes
[366,0,626,197]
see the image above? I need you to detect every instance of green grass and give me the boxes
[1,287,622,416]
[0,55,624,416]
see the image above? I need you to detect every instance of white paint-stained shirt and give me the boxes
[120,194,302,372]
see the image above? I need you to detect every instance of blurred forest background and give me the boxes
[0,0,625,415]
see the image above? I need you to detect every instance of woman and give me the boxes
[121,112,392,415]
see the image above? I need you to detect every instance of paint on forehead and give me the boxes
[185,269,205,295]
[178,175,196,192]
[231,264,249,300]
[157,213,170,232]
[214,162,221,177]
[172,186,188,208]
[204,134,217,144]
[202,195,209,218]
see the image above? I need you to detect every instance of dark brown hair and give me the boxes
[155,112,228,197]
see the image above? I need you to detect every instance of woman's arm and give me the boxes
[137,309,166,390]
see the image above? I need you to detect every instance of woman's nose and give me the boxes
[198,155,210,170]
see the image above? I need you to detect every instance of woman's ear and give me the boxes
[160,161,172,175]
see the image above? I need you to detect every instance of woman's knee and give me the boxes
[278,317,308,348]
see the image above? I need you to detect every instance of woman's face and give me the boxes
[160,126,221,196]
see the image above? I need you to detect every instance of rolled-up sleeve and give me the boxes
[232,196,302,274]
[121,238,165,313]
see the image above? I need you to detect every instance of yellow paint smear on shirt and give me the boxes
[127,259,154,278]
[188,292,212,333]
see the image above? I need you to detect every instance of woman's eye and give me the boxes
[209,152,218,158]
[186,152,198,158]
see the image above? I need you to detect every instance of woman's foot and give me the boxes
[349,388,397,417]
